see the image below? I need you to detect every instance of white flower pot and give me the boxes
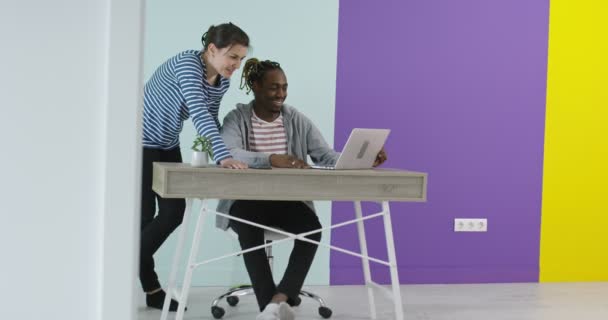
[191,151,209,167]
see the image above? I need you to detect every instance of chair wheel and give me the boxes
[319,306,333,318]
[211,306,225,319]
[291,296,302,306]
[226,295,239,306]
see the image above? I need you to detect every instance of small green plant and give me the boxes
[191,135,214,158]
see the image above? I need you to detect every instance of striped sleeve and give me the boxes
[174,56,231,162]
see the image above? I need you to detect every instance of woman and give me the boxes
[140,22,249,311]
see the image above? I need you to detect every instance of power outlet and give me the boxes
[454,218,487,232]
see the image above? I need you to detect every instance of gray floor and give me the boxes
[137,282,608,320]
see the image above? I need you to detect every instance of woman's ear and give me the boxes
[207,43,217,57]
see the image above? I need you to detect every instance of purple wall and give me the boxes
[331,0,550,284]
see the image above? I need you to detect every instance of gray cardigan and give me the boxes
[215,101,340,230]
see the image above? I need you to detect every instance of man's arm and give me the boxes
[303,116,340,165]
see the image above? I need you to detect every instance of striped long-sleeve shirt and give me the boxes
[142,50,231,162]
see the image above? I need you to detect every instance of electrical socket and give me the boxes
[454,218,487,232]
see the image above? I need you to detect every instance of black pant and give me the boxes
[229,200,322,311]
[139,147,185,292]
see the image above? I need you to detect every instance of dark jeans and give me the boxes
[139,147,185,292]
[229,200,322,311]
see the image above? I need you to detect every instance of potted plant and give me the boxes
[191,135,213,167]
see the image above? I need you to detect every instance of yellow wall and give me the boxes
[540,0,608,281]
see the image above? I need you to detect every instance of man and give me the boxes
[216,58,387,320]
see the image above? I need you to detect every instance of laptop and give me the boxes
[311,128,390,170]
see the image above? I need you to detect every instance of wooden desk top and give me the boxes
[152,162,427,202]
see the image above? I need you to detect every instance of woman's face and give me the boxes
[207,43,248,79]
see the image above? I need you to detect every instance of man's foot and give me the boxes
[278,301,296,320]
[256,302,280,320]
[146,289,181,312]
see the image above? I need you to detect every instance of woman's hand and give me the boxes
[219,158,248,169]
[269,154,310,169]
[373,148,388,167]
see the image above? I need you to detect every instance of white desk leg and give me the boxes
[161,198,193,320]
[382,201,404,320]
[354,201,377,319]
[175,198,208,320]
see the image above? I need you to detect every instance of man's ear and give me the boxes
[251,81,261,93]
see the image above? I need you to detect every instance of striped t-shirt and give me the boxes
[249,111,288,155]
[142,50,231,162]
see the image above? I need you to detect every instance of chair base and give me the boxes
[210,285,332,319]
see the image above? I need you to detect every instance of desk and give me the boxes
[153,163,427,320]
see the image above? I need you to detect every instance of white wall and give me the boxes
[102,1,145,319]
[0,1,143,319]
[0,0,338,318]
[144,0,340,286]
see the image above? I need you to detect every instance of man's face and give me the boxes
[253,69,288,113]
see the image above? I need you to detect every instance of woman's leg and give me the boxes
[139,147,185,300]
[139,147,162,292]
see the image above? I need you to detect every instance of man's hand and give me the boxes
[372,148,387,167]
[219,158,248,169]
[269,154,310,169]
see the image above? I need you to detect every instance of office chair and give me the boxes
[210,229,333,319]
